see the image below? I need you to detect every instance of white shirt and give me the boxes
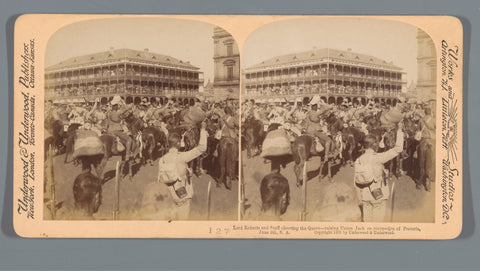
[356,129,404,202]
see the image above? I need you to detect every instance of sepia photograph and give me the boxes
[241,17,436,222]
[42,18,240,221]
[12,15,462,238]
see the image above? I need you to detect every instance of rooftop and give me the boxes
[245,48,402,71]
[46,48,200,72]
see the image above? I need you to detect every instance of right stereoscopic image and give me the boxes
[240,18,436,222]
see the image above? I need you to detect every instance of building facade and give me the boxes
[416,29,437,106]
[243,48,406,105]
[212,27,240,99]
[45,48,204,105]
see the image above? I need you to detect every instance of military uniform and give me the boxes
[107,97,133,158]
[355,128,404,222]
[418,109,435,191]
[158,128,208,220]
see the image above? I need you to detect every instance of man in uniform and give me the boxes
[143,98,159,126]
[107,96,134,159]
[157,121,208,220]
[84,99,107,136]
[306,97,334,158]
[355,122,404,222]
[418,104,435,191]
[219,106,239,140]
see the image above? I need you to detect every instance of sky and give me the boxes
[45,17,215,84]
[242,17,420,84]
[46,17,422,89]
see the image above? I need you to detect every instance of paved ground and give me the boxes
[45,154,238,221]
[241,150,435,222]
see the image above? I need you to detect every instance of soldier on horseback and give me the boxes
[305,96,334,158]
[84,99,107,136]
[107,96,134,160]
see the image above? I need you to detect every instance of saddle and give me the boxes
[302,134,325,154]
[312,136,325,153]
[104,132,126,153]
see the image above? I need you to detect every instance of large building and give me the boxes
[45,48,204,105]
[416,29,437,106]
[212,27,240,99]
[243,48,406,105]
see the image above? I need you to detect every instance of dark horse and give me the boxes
[401,117,421,181]
[63,123,84,163]
[217,137,238,190]
[242,115,265,158]
[341,126,365,165]
[69,133,137,182]
[66,113,144,182]
[141,126,167,166]
[292,135,331,187]
[170,124,202,174]
[260,172,290,218]
[292,114,344,187]
[73,171,102,217]
[44,119,68,156]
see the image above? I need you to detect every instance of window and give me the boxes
[227,44,233,56]
[227,66,234,80]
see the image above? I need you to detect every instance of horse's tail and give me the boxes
[294,138,308,165]
[346,133,355,150]
[145,132,155,151]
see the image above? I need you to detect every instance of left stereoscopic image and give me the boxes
[43,18,240,220]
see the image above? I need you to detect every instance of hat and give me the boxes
[309,95,321,105]
[110,95,123,106]
[380,108,403,127]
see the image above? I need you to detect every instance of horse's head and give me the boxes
[260,173,290,217]
[205,118,219,137]
[402,117,420,138]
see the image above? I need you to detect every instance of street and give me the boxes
[46,153,238,221]
[241,150,435,222]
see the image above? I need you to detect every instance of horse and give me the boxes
[292,135,329,187]
[169,123,202,175]
[242,115,265,158]
[124,111,145,137]
[44,119,67,155]
[65,118,143,182]
[401,117,421,180]
[292,114,344,187]
[341,126,365,165]
[380,124,403,179]
[63,123,84,163]
[141,126,167,166]
[72,171,102,218]
[217,137,238,190]
[260,172,290,218]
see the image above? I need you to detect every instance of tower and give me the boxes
[212,27,240,99]
[416,28,437,108]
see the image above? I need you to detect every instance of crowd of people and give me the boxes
[45,95,239,220]
[242,95,435,222]
[245,84,397,97]
[242,96,429,139]
[50,85,196,97]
